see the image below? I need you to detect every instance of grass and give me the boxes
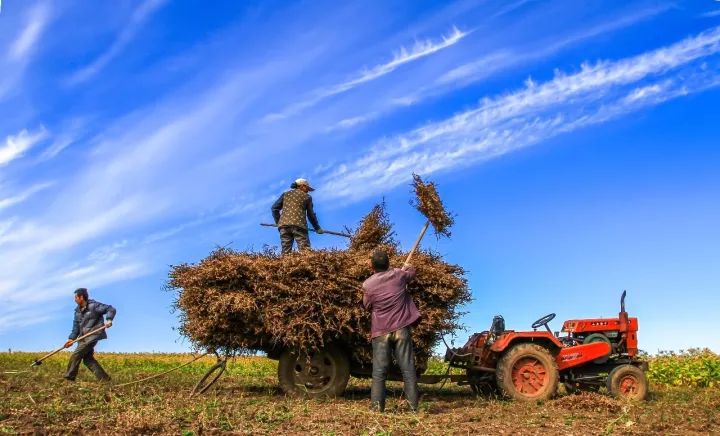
[1,351,718,434]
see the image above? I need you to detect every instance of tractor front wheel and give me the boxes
[496,343,559,401]
[606,364,648,400]
[278,345,350,397]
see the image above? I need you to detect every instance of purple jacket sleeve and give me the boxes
[362,284,371,309]
[400,267,416,284]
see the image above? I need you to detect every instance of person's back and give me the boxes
[363,268,420,339]
[362,250,420,412]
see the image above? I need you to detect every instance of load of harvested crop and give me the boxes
[169,179,469,369]
[411,173,455,237]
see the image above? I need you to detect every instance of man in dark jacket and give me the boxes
[63,288,115,382]
[362,250,420,412]
[271,178,324,254]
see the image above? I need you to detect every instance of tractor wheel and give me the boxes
[606,364,648,400]
[496,343,559,401]
[583,333,612,364]
[278,345,350,397]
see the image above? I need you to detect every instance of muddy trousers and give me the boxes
[279,225,310,254]
[64,340,110,381]
[371,327,419,412]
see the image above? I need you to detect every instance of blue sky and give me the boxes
[0,0,719,355]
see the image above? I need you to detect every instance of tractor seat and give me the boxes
[490,315,506,336]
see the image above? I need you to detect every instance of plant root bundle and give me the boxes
[411,173,455,237]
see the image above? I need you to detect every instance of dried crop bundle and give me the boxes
[169,203,469,369]
[411,173,454,237]
[349,202,396,250]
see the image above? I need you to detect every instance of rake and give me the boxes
[30,324,109,367]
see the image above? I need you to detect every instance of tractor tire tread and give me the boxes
[496,342,559,402]
[606,364,648,400]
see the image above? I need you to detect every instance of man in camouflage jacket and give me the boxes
[271,178,324,254]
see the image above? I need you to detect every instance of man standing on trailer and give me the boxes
[362,250,420,412]
[271,178,324,254]
[63,288,116,382]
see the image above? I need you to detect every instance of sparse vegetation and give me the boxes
[1,351,718,434]
[647,348,720,388]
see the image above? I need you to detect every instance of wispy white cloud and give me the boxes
[0,182,54,211]
[324,5,672,134]
[0,3,50,101]
[264,26,469,121]
[66,0,168,85]
[491,0,538,19]
[702,10,720,18]
[37,117,90,161]
[6,2,49,62]
[0,128,48,166]
[317,26,720,201]
[324,113,378,132]
[406,4,674,105]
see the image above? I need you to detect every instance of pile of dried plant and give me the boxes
[348,202,395,251]
[411,173,455,237]
[169,201,469,367]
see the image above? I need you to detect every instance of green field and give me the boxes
[1,351,718,434]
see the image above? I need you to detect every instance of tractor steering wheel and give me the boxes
[531,313,556,331]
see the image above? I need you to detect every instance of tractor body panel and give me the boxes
[556,341,612,370]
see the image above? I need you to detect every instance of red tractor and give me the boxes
[445,291,648,401]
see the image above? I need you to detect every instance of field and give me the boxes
[1,350,719,435]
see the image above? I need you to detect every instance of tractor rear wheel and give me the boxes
[606,364,648,400]
[278,345,350,397]
[496,343,559,401]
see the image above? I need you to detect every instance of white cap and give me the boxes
[295,178,315,191]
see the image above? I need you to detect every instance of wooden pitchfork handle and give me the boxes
[404,220,430,268]
[31,324,109,367]
[260,223,351,238]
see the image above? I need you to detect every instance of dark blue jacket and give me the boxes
[69,299,116,343]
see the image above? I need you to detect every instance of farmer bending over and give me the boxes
[271,178,323,254]
[63,288,115,382]
[362,250,420,412]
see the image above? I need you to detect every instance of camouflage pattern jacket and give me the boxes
[271,189,321,230]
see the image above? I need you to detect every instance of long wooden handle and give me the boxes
[260,223,351,238]
[404,221,430,267]
[31,325,109,366]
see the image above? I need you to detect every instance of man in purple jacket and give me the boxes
[362,250,420,412]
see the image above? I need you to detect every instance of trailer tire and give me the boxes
[606,364,648,400]
[278,345,350,397]
[496,343,558,401]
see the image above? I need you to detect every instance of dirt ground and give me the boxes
[1,353,718,435]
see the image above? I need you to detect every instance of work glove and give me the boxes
[63,340,74,349]
[315,228,325,234]
[105,320,113,328]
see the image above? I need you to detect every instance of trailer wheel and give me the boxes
[496,343,559,401]
[606,364,648,400]
[278,345,350,397]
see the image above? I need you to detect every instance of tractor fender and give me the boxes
[490,332,563,354]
